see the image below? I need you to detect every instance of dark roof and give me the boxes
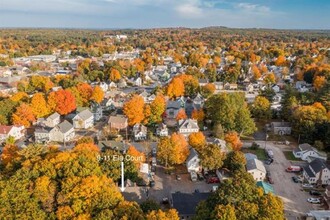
[166,100,181,109]
[309,158,328,174]
[299,143,313,151]
[57,120,73,133]
[172,192,211,216]
[304,165,316,178]
[187,148,199,162]
[98,141,126,152]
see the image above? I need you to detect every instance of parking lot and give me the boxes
[253,141,318,219]
[123,166,217,204]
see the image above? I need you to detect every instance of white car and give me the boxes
[302,184,314,188]
[307,198,321,204]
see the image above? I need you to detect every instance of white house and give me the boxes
[186,148,201,173]
[44,112,61,128]
[0,125,25,143]
[193,93,204,107]
[34,127,52,143]
[293,143,327,162]
[156,123,168,137]
[72,109,94,129]
[246,158,266,181]
[303,158,330,185]
[49,120,75,142]
[178,119,199,137]
[133,123,147,141]
[109,81,117,90]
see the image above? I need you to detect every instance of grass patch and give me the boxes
[242,148,267,160]
[283,151,302,161]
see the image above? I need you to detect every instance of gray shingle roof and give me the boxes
[172,193,211,216]
[76,109,93,120]
[166,100,181,109]
[48,112,60,120]
[57,120,73,133]
[178,119,199,130]
[187,148,199,162]
[246,158,266,173]
[299,143,313,151]
[309,158,328,174]
[304,165,316,178]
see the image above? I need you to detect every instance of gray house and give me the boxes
[49,120,75,142]
[270,122,292,135]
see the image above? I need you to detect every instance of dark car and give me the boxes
[310,191,322,196]
[149,180,155,187]
[267,176,274,184]
[292,176,299,183]
[265,158,274,165]
[198,174,205,181]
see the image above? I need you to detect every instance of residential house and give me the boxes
[132,76,142,86]
[156,123,168,137]
[165,100,181,119]
[186,148,201,173]
[109,81,117,90]
[0,84,18,95]
[245,83,254,93]
[272,84,280,93]
[49,120,75,142]
[0,125,25,143]
[224,83,238,90]
[34,127,52,143]
[72,109,94,129]
[99,82,108,92]
[132,123,147,141]
[214,82,224,92]
[303,158,330,185]
[245,153,257,161]
[44,112,61,128]
[139,91,150,103]
[108,115,128,130]
[306,210,330,220]
[171,192,211,220]
[293,143,327,162]
[212,138,228,153]
[178,119,199,137]
[198,79,209,87]
[117,79,127,88]
[323,185,330,210]
[193,93,204,107]
[90,102,103,122]
[246,158,266,181]
[270,122,292,135]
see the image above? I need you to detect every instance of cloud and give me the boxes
[175,3,203,18]
[236,2,270,13]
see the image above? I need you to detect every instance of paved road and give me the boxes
[251,141,316,219]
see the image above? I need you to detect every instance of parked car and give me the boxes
[151,157,157,166]
[198,173,205,181]
[302,184,314,188]
[162,197,169,204]
[310,191,322,196]
[265,158,274,165]
[307,198,321,204]
[292,176,299,183]
[267,176,274,184]
[207,176,220,184]
[149,180,155,187]
[176,175,181,181]
[152,148,157,156]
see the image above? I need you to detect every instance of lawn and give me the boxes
[242,148,268,160]
[283,151,302,161]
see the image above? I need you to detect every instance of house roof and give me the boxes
[193,93,204,102]
[166,100,181,109]
[198,79,208,84]
[271,121,291,128]
[257,181,274,194]
[304,165,316,178]
[48,112,60,120]
[35,127,52,133]
[187,148,199,162]
[307,210,330,220]
[108,115,127,124]
[309,158,329,174]
[0,125,13,134]
[299,143,313,151]
[98,141,127,152]
[246,158,266,173]
[75,109,93,120]
[178,119,199,130]
[245,153,257,161]
[57,120,73,134]
[172,192,211,216]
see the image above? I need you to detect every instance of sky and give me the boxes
[0,0,329,29]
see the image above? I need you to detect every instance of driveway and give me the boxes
[251,141,314,219]
[123,166,216,204]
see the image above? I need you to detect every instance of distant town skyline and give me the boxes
[0,0,329,29]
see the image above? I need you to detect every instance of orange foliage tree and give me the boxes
[54,90,77,115]
[275,55,286,66]
[202,83,216,97]
[12,103,36,127]
[123,95,145,126]
[1,144,20,165]
[264,72,276,84]
[127,145,146,169]
[176,109,187,121]
[188,132,206,151]
[109,68,121,82]
[313,76,326,91]
[148,94,166,124]
[10,92,28,102]
[191,109,205,122]
[252,65,261,80]
[76,83,93,106]
[91,86,104,104]
[170,133,189,165]
[225,131,243,151]
[31,93,50,118]
[166,77,184,99]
